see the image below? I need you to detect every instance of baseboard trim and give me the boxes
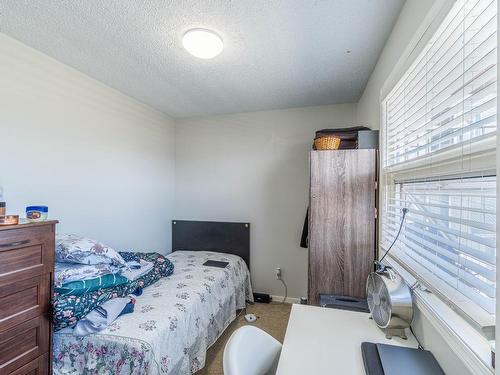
[270,295,300,304]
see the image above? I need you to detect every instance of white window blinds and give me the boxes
[384,176,496,313]
[384,0,497,171]
[381,0,497,332]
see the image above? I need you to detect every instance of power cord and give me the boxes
[410,280,420,290]
[378,207,409,265]
[410,326,424,350]
[280,279,288,304]
[235,307,246,319]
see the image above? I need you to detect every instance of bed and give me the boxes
[53,221,253,375]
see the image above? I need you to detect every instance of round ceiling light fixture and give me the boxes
[182,28,223,59]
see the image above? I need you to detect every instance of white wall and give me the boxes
[0,33,175,253]
[175,104,357,299]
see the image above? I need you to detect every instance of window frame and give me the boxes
[380,118,496,340]
[376,2,497,370]
[379,109,496,373]
[379,0,497,338]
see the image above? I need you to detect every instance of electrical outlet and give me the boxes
[276,267,282,280]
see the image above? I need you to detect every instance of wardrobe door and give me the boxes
[308,150,376,304]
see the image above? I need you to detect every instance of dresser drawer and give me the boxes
[0,226,55,285]
[0,316,49,375]
[8,354,48,375]
[0,274,50,333]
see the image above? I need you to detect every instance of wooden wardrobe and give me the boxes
[308,149,377,305]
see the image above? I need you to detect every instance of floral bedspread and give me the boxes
[53,251,253,375]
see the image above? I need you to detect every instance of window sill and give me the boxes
[386,257,494,375]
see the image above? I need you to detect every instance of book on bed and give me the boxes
[203,260,229,268]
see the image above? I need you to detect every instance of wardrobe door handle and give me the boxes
[0,239,30,248]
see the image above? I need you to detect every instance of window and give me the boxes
[381,0,497,334]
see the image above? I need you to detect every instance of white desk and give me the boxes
[276,304,418,375]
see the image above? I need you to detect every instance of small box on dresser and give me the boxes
[0,221,57,375]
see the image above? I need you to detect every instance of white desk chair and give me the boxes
[223,325,282,375]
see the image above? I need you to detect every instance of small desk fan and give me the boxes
[366,208,413,339]
[366,268,413,339]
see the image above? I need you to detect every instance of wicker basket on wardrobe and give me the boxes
[313,136,341,150]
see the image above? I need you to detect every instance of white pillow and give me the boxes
[55,234,127,267]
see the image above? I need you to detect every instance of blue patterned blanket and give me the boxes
[53,252,174,330]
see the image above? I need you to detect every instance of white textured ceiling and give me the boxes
[1,0,404,118]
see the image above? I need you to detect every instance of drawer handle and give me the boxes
[0,239,30,248]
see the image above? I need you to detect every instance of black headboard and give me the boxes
[172,220,250,269]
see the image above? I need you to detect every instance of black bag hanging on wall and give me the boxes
[300,208,308,248]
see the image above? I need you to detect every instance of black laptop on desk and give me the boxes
[361,342,444,375]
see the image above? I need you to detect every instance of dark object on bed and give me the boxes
[253,292,271,303]
[203,260,229,268]
[172,220,250,269]
[319,294,369,313]
[361,342,444,375]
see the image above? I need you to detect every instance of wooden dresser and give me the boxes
[0,221,57,375]
[308,150,377,304]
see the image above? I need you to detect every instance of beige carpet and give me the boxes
[197,302,292,375]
